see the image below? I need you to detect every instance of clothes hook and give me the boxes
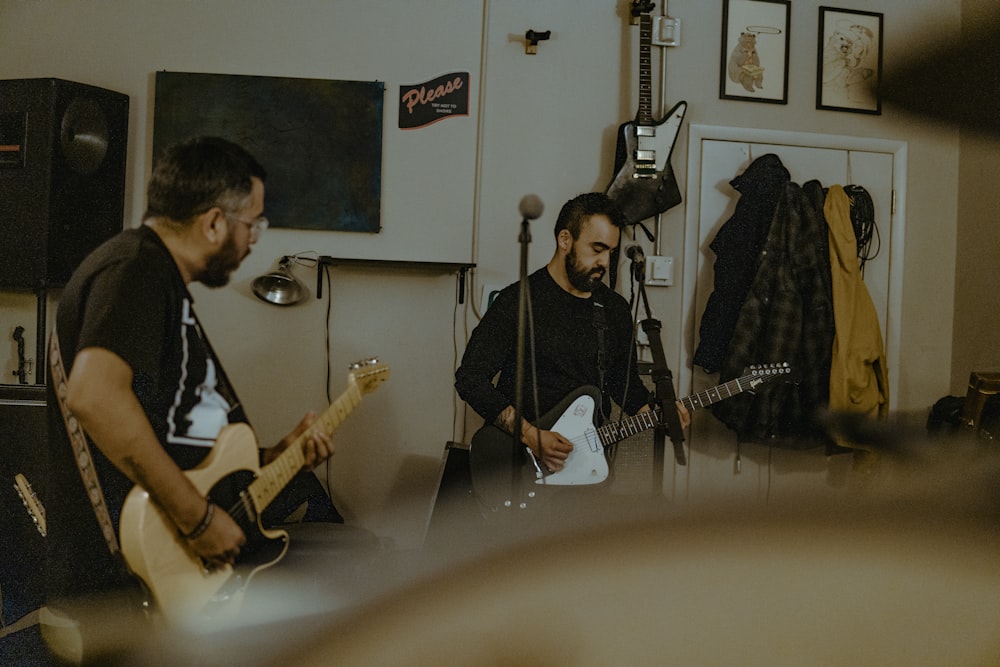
[525,29,551,55]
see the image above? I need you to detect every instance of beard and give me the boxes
[199,233,245,288]
[565,245,605,293]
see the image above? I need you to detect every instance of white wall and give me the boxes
[953,0,1000,390]
[0,0,967,547]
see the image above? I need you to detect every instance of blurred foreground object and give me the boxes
[882,11,1000,134]
[287,515,1000,665]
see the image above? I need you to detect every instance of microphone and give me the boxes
[518,194,544,221]
[626,244,645,264]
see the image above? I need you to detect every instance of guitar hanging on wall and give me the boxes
[606,0,687,227]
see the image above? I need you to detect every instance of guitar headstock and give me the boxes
[348,358,390,395]
[744,362,794,390]
[631,0,655,17]
[14,473,46,537]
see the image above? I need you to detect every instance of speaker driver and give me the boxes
[60,96,109,174]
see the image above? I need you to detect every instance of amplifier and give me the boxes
[961,371,1000,429]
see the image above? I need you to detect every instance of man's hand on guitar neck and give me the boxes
[261,412,335,470]
[645,401,691,430]
[495,405,573,473]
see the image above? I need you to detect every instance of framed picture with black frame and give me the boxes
[719,0,791,104]
[816,7,884,114]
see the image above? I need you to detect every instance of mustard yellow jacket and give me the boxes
[825,185,889,418]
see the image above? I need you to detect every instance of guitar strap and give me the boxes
[592,298,608,421]
[48,330,122,557]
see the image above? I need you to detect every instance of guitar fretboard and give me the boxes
[248,383,362,511]
[637,12,654,125]
[597,368,786,446]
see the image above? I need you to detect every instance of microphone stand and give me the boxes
[632,259,686,495]
[511,214,532,513]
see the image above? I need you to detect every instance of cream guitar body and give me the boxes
[119,359,389,626]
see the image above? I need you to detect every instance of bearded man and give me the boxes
[455,192,688,476]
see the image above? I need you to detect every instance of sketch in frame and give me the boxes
[817,7,884,114]
[719,0,791,104]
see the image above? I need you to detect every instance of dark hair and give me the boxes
[553,192,627,240]
[143,136,267,223]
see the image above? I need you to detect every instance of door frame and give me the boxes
[681,124,907,410]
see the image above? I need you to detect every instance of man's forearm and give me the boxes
[66,347,208,535]
[494,405,540,454]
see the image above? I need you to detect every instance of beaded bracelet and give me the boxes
[182,500,215,540]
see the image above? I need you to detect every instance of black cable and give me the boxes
[844,184,880,275]
[323,263,333,404]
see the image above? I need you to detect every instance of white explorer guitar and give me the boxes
[470,363,791,509]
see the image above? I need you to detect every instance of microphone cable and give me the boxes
[844,184,880,276]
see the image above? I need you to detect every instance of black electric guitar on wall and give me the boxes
[470,363,792,510]
[607,0,687,226]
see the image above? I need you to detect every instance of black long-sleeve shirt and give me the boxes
[455,267,649,426]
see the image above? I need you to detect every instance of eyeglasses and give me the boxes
[225,212,269,242]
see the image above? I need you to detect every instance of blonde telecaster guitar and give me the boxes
[119,358,389,626]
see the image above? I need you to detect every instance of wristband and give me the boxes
[181,500,215,540]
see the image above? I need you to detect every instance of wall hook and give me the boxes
[524,29,551,55]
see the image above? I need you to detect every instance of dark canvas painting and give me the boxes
[153,71,384,232]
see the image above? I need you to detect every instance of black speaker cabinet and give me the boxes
[0,384,47,622]
[0,78,128,289]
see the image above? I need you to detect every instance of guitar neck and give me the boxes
[247,382,362,512]
[596,371,767,446]
[636,12,654,126]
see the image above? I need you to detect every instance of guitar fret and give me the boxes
[251,367,384,510]
[638,14,653,124]
[563,366,788,449]
[605,423,617,442]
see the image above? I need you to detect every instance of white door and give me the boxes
[671,126,906,505]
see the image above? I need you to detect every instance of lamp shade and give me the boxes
[252,258,307,306]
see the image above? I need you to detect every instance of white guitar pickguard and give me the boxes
[633,101,686,173]
[537,393,608,486]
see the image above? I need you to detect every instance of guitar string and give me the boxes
[216,392,355,527]
[552,369,786,451]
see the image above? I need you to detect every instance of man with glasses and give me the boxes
[44,137,345,645]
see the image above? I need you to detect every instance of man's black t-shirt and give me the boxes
[46,226,244,601]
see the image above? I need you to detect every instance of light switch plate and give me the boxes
[646,255,673,286]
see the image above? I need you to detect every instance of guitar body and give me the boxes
[606,100,687,225]
[119,422,288,626]
[469,387,609,512]
[117,358,389,626]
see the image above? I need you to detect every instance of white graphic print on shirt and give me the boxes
[165,299,231,447]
